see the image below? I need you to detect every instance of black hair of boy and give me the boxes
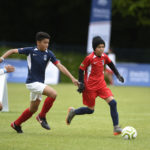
[36,32,51,41]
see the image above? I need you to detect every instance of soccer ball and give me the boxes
[122,126,137,140]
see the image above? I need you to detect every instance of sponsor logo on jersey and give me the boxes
[93,62,98,64]
[33,53,37,56]
[81,63,84,67]
[44,55,47,61]
[102,60,104,65]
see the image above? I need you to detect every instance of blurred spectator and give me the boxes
[105,48,116,85]
[0,65,15,111]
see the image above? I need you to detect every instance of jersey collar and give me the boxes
[34,47,48,53]
[93,52,104,58]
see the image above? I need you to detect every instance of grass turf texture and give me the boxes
[0,83,150,150]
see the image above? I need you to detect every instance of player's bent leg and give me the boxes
[36,97,55,130]
[105,97,122,135]
[11,107,35,134]
[66,91,96,125]
[11,107,34,133]
[11,122,23,133]
[113,126,122,135]
[74,106,94,115]
[36,115,51,130]
[11,99,40,133]
[66,107,75,125]
[36,86,56,130]
[42,85,57,99]
[29,99,41,113]
[66,106,94,125]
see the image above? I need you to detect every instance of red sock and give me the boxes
[14,108,33,126]
[39,97,55,118]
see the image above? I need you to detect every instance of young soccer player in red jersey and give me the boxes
[0,32,79,133]
[66,36,124,135]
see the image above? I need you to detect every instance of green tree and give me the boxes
[112,0,150,25]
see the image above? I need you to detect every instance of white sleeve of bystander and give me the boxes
[0,69,5,75]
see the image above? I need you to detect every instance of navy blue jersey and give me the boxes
[18,47,59,83]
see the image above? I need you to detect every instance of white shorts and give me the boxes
[26,82,47,101]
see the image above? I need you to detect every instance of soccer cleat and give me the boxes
[36,115,50,130]
[113,125,122,135]
[11,122,23,133]
[66,107,75,125]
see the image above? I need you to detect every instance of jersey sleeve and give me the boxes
[104,54,112,64]
[79,56,90,71]
[49,51,59,65]
[0,69,4,75]
[18,47,32,56]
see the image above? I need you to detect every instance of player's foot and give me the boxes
[66,107,75,125]
[36,115,50,130]
[113,125,122,135]
[11,122,23,133]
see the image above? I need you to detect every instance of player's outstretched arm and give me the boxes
[56,63,79,86]
[0,49,18,63]
[107,61,124,83]
[77,69,85,93]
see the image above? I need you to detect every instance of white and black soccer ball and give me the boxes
[122,126,137,140]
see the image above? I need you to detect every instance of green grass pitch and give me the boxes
[0,83,150,150]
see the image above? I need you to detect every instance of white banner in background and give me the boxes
[87,22,111,53]
[45,62,59,84]
[3,59,60,84]
[87,0,112,53]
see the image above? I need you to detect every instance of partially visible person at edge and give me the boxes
[105,48,116,85]
[0,32,79,133]
[0,65,15,111]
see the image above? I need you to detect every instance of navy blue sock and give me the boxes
[74,107,94,115]
[109,100,118,126]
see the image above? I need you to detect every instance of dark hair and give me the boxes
[92,36,105,50]
[36,32,50,41]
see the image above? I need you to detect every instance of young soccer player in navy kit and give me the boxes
[66,36,124,135]
[0,32,78,133]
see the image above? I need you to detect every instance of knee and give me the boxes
[87,108,94,114]
[29,106,38,113]
[46,90,57,99]
[30,108,38,113]
[51,91,57,99]
[54,92,57,99]
[109,100,117,107]
[89,109,94,114]
[0,103,3,111]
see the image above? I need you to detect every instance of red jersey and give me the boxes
[80,52,111,91]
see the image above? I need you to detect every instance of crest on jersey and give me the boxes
[81,63,84,67]
[44,55,47,61]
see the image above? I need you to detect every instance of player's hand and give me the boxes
[117,75,124,83]
[77,82,85,93]
[5,65,15,73]
[72,78,79,86]
[0,57,4,63]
